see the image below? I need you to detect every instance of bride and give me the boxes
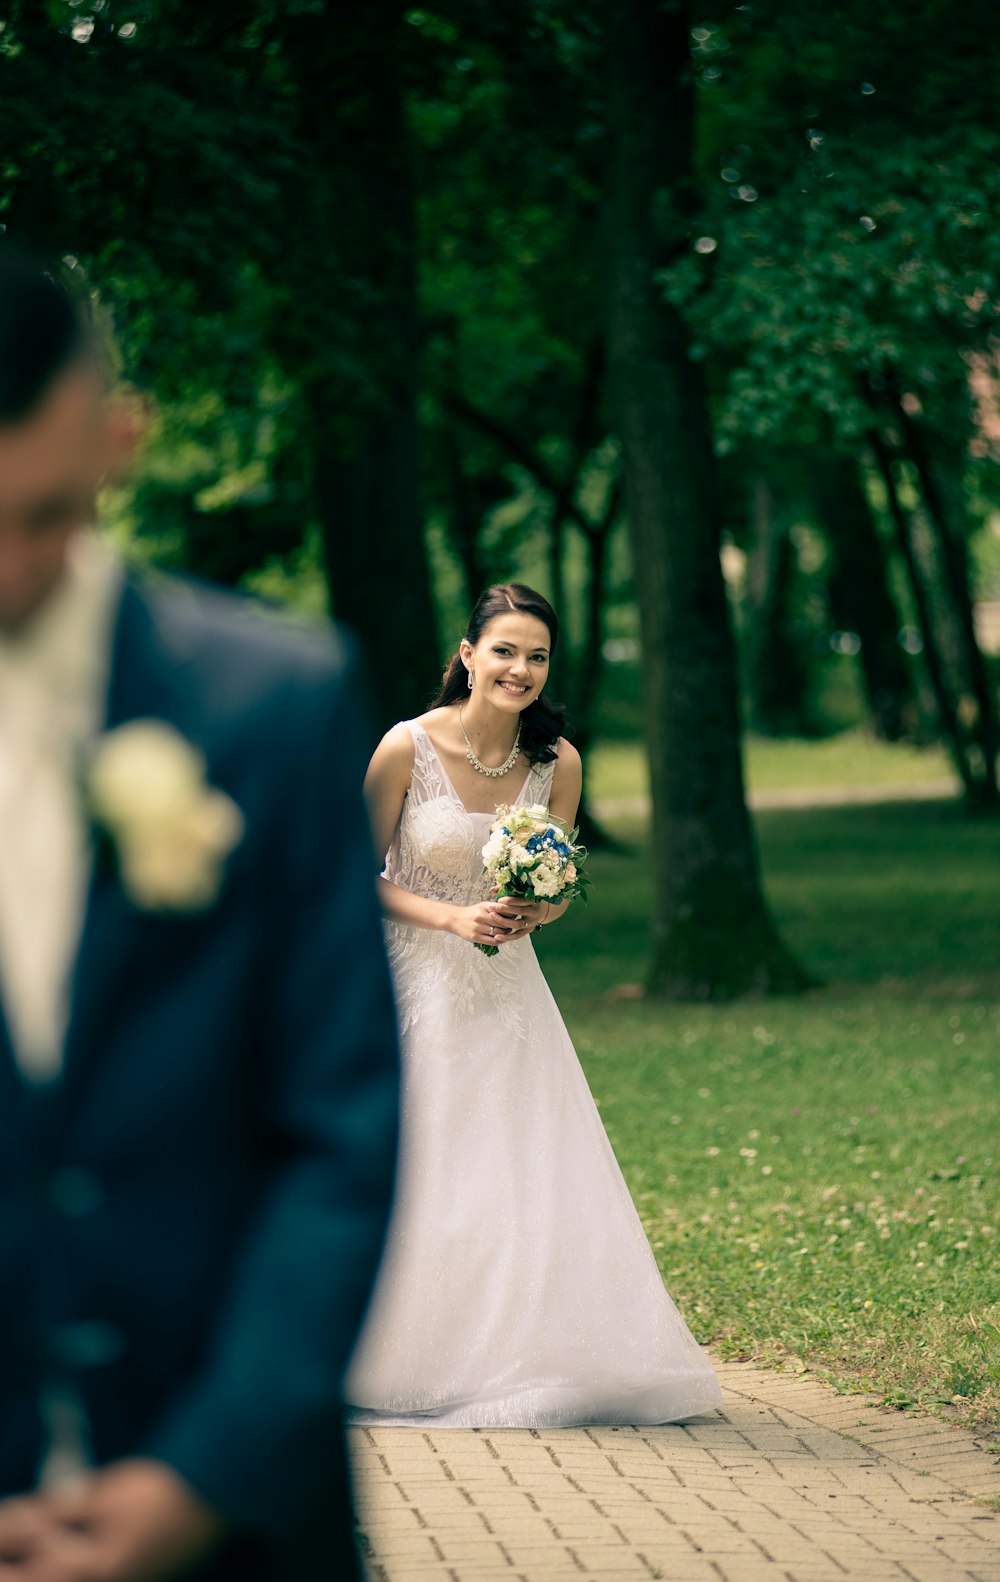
[344,582,721,1427]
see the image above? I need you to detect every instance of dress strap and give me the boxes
[401,720,451,806]
[527,751,558,808]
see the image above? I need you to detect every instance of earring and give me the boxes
[467,668,474,690]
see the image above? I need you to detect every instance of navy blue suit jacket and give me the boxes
[0,572,400,1576]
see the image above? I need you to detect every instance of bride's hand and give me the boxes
[447,901,519,946]
[489,892,548,941]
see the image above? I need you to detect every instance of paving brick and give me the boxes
[352,1360,1000,1581]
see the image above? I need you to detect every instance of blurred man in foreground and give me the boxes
[0,252,400,1581]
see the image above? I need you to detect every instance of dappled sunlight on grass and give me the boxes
[588,731,955,804]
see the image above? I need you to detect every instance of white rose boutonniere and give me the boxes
[88,720,244,913]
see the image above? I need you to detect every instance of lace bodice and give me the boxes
[381,720,557,1037]
[384,721,554,905]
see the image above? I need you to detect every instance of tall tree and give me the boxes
[602,0,805,997]
[274,0,441,732]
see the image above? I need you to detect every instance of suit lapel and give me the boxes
[38,574,203,1140]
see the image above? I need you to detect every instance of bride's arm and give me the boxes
[364,726,445,929]
[538,739,583,926]
[363,725,503,943]
[378,878,454,934]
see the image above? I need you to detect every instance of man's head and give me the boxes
[0,253,134,631]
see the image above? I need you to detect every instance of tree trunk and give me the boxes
[441,445,496,612]
[744,472,816,737]
[893,398,999,806]
[574,491,619,748]
[814,453,917,742]
[285,0,440,735]
[601,0,806,998]
[545,509,570,700]
[312,388,437,733]
[865,432,976,798]
[571,487,623,853]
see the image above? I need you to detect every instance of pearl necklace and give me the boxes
[459,704,523,778]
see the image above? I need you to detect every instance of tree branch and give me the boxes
[442,387,605,543]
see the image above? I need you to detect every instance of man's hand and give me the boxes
[0,1459,228,1582]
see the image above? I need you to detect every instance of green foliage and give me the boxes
[662,129,1000,452]
[4,0,997,751]
[1,0,318,591]
[661,1,1000,465]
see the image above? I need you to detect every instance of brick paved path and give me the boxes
[351,1361,1000,1582]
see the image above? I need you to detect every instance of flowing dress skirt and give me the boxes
[344,893,722,1428]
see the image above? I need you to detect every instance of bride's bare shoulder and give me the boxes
[547,738,582,827]
[552,737,582,773]
[413,704,456,732]
[368,721,416,783]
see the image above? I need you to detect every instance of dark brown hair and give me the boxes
[0,249,94,422]
[431,582,567,766]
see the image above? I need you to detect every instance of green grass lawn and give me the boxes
[588,731,955,802]
[536,796,1000,1432]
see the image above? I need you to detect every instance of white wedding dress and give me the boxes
[344,720,722,1427]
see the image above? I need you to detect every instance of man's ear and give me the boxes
[99,389,150,480]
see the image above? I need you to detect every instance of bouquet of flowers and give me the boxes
[477,802,590,956]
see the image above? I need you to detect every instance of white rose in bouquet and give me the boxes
[530,867,562,899]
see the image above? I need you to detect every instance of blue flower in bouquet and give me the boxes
[475,801,590,956]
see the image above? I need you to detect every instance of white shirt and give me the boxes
[0,530,123,1082]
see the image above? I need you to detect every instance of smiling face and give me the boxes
[461,611,552,712]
